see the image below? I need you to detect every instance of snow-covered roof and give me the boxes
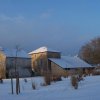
[1,48,30,58]
[49,58,72,68]
[49,56,93,69]
[29,46,60,54]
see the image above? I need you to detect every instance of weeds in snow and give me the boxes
[71,75,78,89]
[32,82,37,90]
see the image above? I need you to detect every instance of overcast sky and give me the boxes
[0,0,100,55]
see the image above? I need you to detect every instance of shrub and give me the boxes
[77,68,83,77]
[77,75,84,82]
[71,75,78,89]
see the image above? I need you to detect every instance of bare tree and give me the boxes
[79,37,100,65]
[15,45,21,94]
[15,45,21,74]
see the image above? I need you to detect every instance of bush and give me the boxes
[71,76,78,89]
[77,75,84,82]
[76,68,83,77]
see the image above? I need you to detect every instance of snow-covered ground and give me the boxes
[0,76,100,100]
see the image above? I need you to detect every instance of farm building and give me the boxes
[29,46,94,77]
[29,47,61,75]
[0,48,32,78]
[49,56,94,77]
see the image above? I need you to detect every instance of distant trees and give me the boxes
[79,37,100,65]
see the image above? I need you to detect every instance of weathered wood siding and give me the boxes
[30,52,48,74]
[47,52,61,58]
[0,51,6,78]
[51,61,68,77]
[30,51,61,75]
[65,68,93,76]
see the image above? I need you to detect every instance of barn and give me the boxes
[29,46,61,75]
[49,56,94,77]
[29,46,94,77]
[0,48,32,78]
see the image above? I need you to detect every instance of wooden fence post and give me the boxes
[11,73,14,94]
[16,72,20,95]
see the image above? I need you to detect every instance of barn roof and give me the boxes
[49,56,93,69]
[29,46,60,54]
[1,48,30,58]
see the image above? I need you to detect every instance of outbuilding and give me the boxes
[0,48,32,78]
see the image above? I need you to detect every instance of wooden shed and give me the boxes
[49,56,94,77]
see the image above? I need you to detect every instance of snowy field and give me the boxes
[0,76,100,100]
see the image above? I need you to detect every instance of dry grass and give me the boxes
[71,75,78,89]
[92,71,100,75]
[32,82,36,90]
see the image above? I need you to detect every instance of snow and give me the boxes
[29,46,60,54]
[62,56,92,68]
[0,76,100,100]
[49,56,93,69]
[49,58,72,68]
[2,49,30,58]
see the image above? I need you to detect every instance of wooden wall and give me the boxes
[30,52,48,74]
[47,52,61,58]
[30,51,61,75]
[0,51,6,78]
[51,61,68,77]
